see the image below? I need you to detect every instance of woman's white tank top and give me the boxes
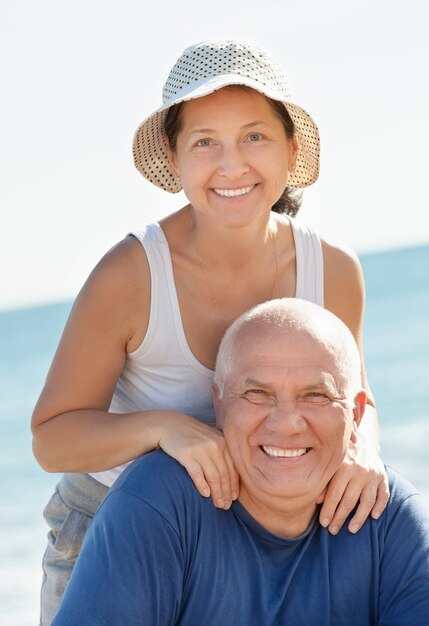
[90,217,324,487]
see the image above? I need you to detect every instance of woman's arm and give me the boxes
[31,237,238,507]
[320,239,389,534]
[32,236,152,471]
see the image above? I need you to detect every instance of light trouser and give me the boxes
[40,473,109,626]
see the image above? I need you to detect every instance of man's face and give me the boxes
[215,323,364,517]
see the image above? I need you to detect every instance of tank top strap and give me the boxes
[289,217,324,307]
[128,223,172,355]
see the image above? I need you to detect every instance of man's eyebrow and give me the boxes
[302,380,339,395]
[302,381,332,389]
[242,378,272,389]
[304,379,336,391]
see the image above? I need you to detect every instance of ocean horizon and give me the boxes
[1,242,428,625]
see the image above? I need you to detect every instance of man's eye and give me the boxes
[304,393,329,404]
[243,390,269,403]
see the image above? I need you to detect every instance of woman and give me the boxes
[32,40,388,624]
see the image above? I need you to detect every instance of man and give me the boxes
[53,299,429,625]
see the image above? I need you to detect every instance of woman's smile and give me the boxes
[213,185,256,198]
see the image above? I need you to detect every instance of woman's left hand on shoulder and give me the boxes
[317,435,390,534]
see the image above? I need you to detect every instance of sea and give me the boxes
[1,243,428,625]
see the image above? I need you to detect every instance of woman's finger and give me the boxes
[370,475,390,519]
[325,480,363,535]
[225,451,239,501]
[202,458,233,508]
[183,458,211,498]
[345,481,380,534]
[181,455,234,508]
[318,473,350,530]
[216,461,235,509]
[315,487,327,505]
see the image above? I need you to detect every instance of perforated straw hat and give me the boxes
[133,40,320,192]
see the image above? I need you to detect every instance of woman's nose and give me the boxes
[217,145,250,179]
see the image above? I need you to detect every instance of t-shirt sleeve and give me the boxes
[52,488,184,626]
[378,492,429,625]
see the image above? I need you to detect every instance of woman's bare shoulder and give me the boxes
[321,236,362,275]
[321,236,365,327]
[94,234,149,278]
[72,235,151,352]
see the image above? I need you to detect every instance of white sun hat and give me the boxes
[133,40,320,193]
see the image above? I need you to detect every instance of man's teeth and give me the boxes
[262,446,308,458]
[214,186,254,197]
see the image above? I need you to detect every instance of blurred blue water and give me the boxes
[0,244,428,625]
[360,245,429,499]
[0,302,72,625]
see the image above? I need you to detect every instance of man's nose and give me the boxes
[217,145,250,179]
[264,401,307,434]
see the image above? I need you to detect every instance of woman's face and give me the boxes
[166,87,298,229]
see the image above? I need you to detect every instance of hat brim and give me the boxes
[133,74,320,193]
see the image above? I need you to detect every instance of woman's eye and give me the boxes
[246,133,263,142]
[196,138,212,147]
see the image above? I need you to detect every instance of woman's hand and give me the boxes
[158,414,239,509]
[317,438,389,535]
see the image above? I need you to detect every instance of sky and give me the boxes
[1,0,428,310]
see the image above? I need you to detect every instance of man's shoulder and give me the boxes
[386,465,420,504]
[106,450,203,520]
[386,463,416,489]
[113,450,195,498]
[335,466,428,548]
[384,465,429,527]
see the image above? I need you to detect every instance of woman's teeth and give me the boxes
[261,446,308,458]
[214,185,254,197]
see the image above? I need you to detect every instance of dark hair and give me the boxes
[163,87,303,216]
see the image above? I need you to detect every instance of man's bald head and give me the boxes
[214,298,362,402]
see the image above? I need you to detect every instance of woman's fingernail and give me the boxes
[329,526,339,535]
[350,524,359,534]
[216,498,225,508]
[202,488,210,497]
[320,518,330,528]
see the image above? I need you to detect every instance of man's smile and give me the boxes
[261,445,310,458]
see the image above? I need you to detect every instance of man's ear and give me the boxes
[163,135,180,179]
[350,389,367,443]
[212,385,222,427]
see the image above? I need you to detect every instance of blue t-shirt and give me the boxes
[53,451,429,625]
